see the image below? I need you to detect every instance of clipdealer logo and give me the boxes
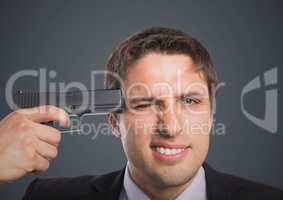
[241,67,278,134]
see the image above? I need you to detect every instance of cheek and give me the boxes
[190,134,209,168]
[120,113,157,157]
[181,110,212,136]
[123,112,158,137]
[184,112,210,161]
[180,111,210,158]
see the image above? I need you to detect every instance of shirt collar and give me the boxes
[123,162,207,200]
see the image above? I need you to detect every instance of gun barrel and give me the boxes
[13,89,124,116]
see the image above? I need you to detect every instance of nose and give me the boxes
[157,101,182,137]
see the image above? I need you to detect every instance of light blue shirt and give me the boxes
[119,163,207,200]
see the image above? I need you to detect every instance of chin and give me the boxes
[153,171,195,188]
[147,163,199,188]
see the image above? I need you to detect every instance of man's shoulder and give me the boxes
[22,170,123,200]
[23,175,96,200]
[204,164,283,200]
[221,172,283,199]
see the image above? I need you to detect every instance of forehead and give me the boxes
[123,53,208,98]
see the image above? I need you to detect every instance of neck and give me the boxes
[128,164,198,200]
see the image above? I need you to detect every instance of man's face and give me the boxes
[113,53,213,188]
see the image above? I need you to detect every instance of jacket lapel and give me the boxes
[203,163,240,200]
[90,167,126,200]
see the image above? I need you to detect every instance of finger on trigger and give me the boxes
[33,122,62,146]
[17,105,70,127]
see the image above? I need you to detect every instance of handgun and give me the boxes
[12,89,124,132]
[13,89,124,116]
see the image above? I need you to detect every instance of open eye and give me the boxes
[181,96,200,105]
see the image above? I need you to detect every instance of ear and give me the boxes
[107,113,121,138]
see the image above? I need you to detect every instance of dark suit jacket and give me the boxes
[22,163,283,200]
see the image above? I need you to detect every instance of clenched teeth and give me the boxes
[154,147,185,155]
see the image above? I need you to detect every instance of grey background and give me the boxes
[0,0,282,199]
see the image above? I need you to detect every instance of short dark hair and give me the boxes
[105,27,218,111]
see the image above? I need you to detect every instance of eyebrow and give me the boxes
[128,91,205,104]
[177,91,205,99]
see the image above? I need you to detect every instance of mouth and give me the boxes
[152,146,187,155]
[150,142,191,163]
